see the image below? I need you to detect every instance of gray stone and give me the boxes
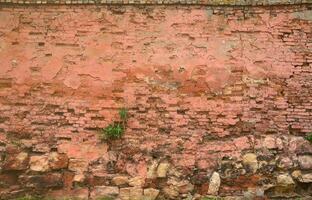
[112,175,129,185]
[291,170,302,179]
[298,155,312,170]
[29,155,49,172]
[68,159,88,173]
[207,172,221,195]
[292,170,312,183]
[73,173,85,183]
[178,181,194,194]
[298,173,312,183]
[163,186,179,199]
[277,156,293,169]
[147,160,158,179]
[157,162,170,178]
[288,137,312,154]
[263,136,277,149]
[242,153,258,173]
[91,186,119,199]
[3,152,29,171]
[119,187,130,200]
[277,174,295,186]
[129,187,143,200]
[129,176,144,187]
[143,188,159,200]
[48,152,68,170]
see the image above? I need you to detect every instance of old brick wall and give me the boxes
[0,3,312,200]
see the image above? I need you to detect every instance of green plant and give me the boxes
[305,132,312,143]
[100,108,128,141]
[119,107,128,130]
[119,107,128,121]
[102,123,124,140]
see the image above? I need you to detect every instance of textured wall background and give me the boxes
[0,3,312,200]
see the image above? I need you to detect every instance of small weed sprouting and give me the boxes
[100,108,128,141]
[119,107,128,121]
[102,123,124,140]
[305,132,312,143]
[119,107,128,130]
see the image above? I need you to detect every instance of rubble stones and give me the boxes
[299,173,312,183]
[29,155,49,172]
[129,187,143,200]
[112,175,129,186]
[277,157,293,169]
[157,162,170,178]
[3,152,29,171]
[119,187,130,200]
[29,153,68,172]
[207,172,221,195]
[242,153,258,173]
[298,155,312,170]
[143,188,160,200]
[68,159,88,173]
[48,152,69,170]
[73,173,85,183]
[19,173,63,188]
[292,170,312,183]
[178,181,194,194]
[128,176,144,187]
[277,174,295,186]
[163,186,179,199]
[147,160,158,179]
[91,186,119,199]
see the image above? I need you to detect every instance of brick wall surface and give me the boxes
[0,3,312,200]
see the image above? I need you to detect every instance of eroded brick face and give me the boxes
[0,4,312,199]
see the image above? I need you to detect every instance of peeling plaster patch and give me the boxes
[64,74,81,89]
[0,13,17,30]
[41,58,63,81]
[0,40,6,53]
[144,77,180,90]
[205,8,213,18]
[210,38,238,60]
[293,11,312,21]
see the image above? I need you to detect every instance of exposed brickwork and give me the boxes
[0,4,312,200]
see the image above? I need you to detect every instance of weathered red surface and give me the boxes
[0,4,311,199]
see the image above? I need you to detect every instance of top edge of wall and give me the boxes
[0,0,311,6]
